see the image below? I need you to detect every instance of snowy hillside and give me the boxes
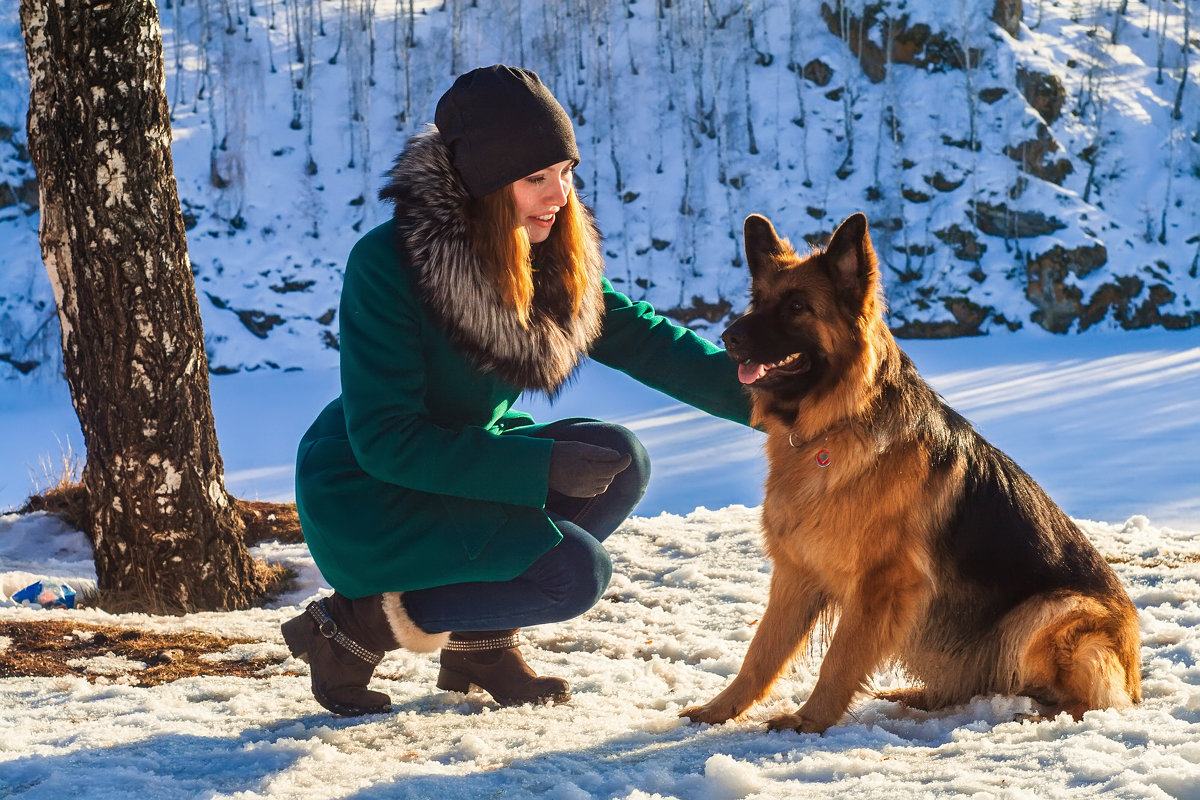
[1,0,1199,381]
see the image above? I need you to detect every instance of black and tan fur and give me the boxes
[683,213,1141,734]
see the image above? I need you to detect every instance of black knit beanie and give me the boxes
[434,65,580,199]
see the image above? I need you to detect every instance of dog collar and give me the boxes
[787,433,831,468]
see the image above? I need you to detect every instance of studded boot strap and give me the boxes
[441,631,521,652]
[306,599,385,666]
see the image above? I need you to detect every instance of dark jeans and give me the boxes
[402,418,650,633]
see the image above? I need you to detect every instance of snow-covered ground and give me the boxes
[2,328,1199,799]
[1,508,1199,798]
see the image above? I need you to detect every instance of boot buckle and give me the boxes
[304,599,385,666]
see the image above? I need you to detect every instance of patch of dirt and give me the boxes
[0,619,293,685]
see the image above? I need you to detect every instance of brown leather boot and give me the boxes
[436,630,571,706]
[281,593,399,716]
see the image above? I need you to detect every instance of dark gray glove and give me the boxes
[548,441,633,498]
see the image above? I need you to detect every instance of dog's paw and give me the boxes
[680,703,736,725]
[766,712,829,734]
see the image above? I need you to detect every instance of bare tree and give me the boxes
[1081,3,1110,203]
[787,0,813,186]
[1156,0,1170,84]
[20,0,268,612]
[1111,0,1129,43]
[1173,0,1190,120]
[395,0,415,129]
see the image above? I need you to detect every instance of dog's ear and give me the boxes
[743,214,791,282]
[824,213,878,304]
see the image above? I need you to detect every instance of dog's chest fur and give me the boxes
[757,411,961,602]
[761,427,888,581]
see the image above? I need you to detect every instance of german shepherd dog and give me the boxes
[682,213,1141,734]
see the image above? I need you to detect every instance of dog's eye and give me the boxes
[787,300,810,316]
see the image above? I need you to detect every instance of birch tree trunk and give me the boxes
[20,0,267,613]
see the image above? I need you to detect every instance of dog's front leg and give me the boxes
[682,561,828,725]
[768,561,926,734]
[768,558,928,734]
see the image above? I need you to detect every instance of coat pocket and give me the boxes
[439,495,509,560]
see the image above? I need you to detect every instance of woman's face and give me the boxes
[511,160,575,244]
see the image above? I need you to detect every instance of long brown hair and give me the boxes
[466,182,592,328]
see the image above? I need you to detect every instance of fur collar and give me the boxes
[380,127,606,395]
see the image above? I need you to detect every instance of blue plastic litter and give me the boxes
[13,580,77,609]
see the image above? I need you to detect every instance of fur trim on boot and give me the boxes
[382,592,450,653]
[281,592,446,716]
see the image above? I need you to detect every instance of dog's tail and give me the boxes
[1057,630,1140,715]
[1016,592,1142,718]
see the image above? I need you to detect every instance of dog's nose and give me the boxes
[721,323,744,354]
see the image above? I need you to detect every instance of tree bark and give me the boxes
[20,0,267,613]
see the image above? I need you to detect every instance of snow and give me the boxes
[2,513,1200,798]
[2,329,1200,798]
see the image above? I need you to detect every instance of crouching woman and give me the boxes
[282,65,750,715]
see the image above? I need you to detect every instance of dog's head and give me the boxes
[722,212,882,403]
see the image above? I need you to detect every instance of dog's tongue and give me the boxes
[738,362,768,384]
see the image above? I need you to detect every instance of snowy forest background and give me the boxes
[0,0,1198,381]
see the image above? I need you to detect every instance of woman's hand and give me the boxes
[548,441,633,497]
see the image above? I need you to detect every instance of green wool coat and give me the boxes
[296,222,751,599]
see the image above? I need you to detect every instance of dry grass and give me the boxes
[1105,552,1200,568]
[235,498,303,544]
[19,484,303,547]
[0,619,294,685]
[19,481,90,538]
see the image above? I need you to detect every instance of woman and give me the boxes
[282,65,751,716]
